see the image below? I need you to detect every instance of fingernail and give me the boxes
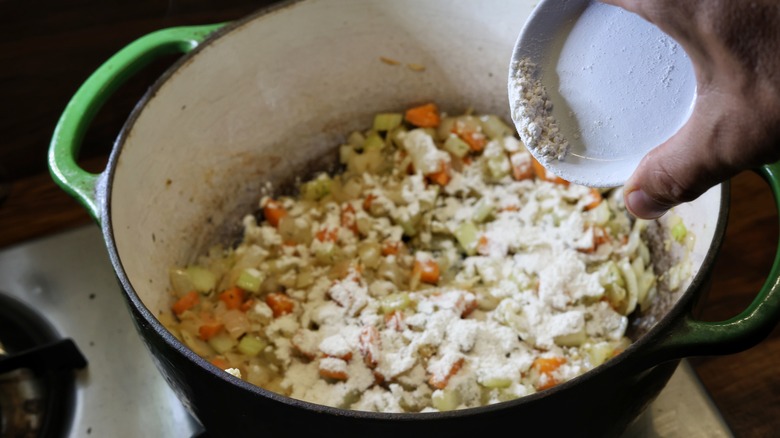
[626,189,669,219]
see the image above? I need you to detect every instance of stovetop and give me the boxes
[0,225,734,437]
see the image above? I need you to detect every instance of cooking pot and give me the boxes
[48,0,780,436]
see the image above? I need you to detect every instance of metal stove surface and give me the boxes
[0,226,734,438]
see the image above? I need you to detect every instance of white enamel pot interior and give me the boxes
[77,0,733,436]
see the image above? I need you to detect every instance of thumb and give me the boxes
[622,105,736,219]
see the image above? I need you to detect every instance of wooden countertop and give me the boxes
[2,1,778,436]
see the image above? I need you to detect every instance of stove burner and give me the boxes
[0,293,87,437]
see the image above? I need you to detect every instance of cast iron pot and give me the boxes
[48,1,780,436]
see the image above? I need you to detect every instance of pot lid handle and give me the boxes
[48,23,228,223]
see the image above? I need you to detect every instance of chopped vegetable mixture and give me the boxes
[163,103,688,412]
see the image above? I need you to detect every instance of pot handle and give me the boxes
[48,23,227,223]
[640,161,780,363]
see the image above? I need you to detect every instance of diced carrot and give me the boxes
[451,120,487,152]
[533,356,565,391]
[316,227,338,242]
[319,368,348,381]
[358,325,381,368]
[456,293,478,318]
[241,298,255,312]
[198,321,224,340]
[262,199,288,227]
[477,235,490,256]
[510,152,534,181]
[426,160,451,186]
[428,357,464,389]
[385,310,405,331]
[172,291,199,316]
[584,188,603,210]
[363,194,376,211]
[533,356,567,374]
[531,157,569,186]
[341,203,358,234]
[577,227,611,254]
[266,292,295,318]
[404,103,441,128]
[210,357,230,370]
[381,241,402,256]
[413,259,440,285]
[219,287,245,310]
[536,376,559,391]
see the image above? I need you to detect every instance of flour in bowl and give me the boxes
[162,103,687,412]
[509,58,570,162]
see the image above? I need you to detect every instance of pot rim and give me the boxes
[98,0,732,420]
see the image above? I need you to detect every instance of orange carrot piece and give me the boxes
[240,298,255,312]
[531,157,569,186]
[341,203,358,234]
[429,358,464,389]
[510,152,534,181]
[533,356,566,391]
[584,188,603,210]
[381,241,401,256]
[319,368,349,381]
[198,321,224,340]
[263,199,288,227]
[457,130,487,152]
[477,235,490,256]
[172,291,200,315]
[210,357,230,370]
[266,292,295,318]
[363,194,377,211]
[316,227,338,242]
[404,103,441,128]
[413,259,440,285]
[533,357,567,374]
[426,161,451,186]
[358,325,381,368]
[219,287,245,310]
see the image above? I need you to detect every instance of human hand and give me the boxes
[600,0,780,219]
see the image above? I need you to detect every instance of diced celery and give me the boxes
[379,292,412,314]
[339,144,354,164]
[479,114,514,140]
[373,113,403,132]
[347,131,365,149]
[485,155,511,179]
[237,335,267,357]
[554,330,586,347]
[364,132,385,150]
[207,332,237,354]
[471,198,495,223]
[169,268,195,295]
[443,135,471,158]
[236,268,264,294]
[186,266,217,293]
[431,388,462,411]
[671,221,687,242]
[300,174,332,201]
[181,330,215,357]
[585,342,614,368]
[454,221,479,255]
[480,376,513,389]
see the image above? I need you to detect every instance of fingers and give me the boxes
[622,102,738,219]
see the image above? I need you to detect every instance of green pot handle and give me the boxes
[639,161,780,364]
[48,23,227,223]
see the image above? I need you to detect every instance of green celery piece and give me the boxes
[454,221,479,255]
[373,113,403,132]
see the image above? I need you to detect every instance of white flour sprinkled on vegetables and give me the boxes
[163,103,689,413]
[509,58,570,162]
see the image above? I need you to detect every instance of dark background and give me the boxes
[0,1,778,436]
